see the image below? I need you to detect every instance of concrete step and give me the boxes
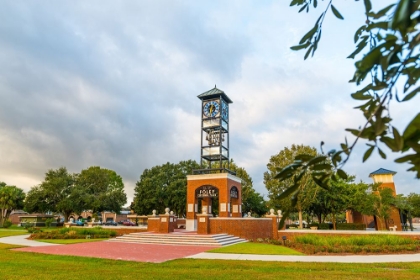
[106,232,247,247]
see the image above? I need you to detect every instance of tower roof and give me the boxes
[197,86,233,103]
[369,168,397,177]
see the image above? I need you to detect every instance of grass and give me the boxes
[290,234,420,254]
[1,243,420,279]
[0,230,29,238]
[37,238,109,244]
[209,242,304,255]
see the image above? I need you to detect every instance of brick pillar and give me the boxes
[147,214,159,233]
[265,209,278,239]
[196,213,212,234]
[158,208,176,233]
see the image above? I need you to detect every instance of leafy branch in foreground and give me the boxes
[277,0,420,228]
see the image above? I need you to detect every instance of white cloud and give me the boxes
[0,0,417,204]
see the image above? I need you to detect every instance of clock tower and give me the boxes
[197,86,232,171]
[186,86,242,231]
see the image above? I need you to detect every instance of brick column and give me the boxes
[265,209,278,239]
[196,211,212,234]
[157,208,176,233]
[147,217,159,233]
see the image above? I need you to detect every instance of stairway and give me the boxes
[106,232,247,247]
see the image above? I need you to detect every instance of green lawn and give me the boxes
[0,230,29,238]
[209,242,304,255]
[1,243,420,279]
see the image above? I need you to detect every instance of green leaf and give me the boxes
[380,136,398,152]
[402,86,420,102]
[278,211,289,230]
[299,25,317,44]
[375,4,396,18]
[312,176,329,190]
[290,43,310,51]
[345,128,360,137]
[311,163,332,171]
[393,127,404,150]
[331,5,344,20]
[348,40,367,59]
[304,45,314,60]
[290,0,299,7]
[306,155,327,166]
[354,25,366,43]
[291,192,299,207]
[294,154,314,162]
[403,113,420,141]
[337,169,348,180]
[366,21,389,31]
[363,145,375,162]
[351,88,373,100]
[298,3,308,13]
[378,147,387,159]
[277,183,299,201]
[390,0,411,36]
[395,154,418,163]
[274,163,301,180]
[364,0,372,13]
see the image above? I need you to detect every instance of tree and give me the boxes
[132,160,200,216]
[24,167,83,222]
[264,144,320,228]
[75,166,127,214]
[407,193,420,217]
[0,182,25,227]
[276,0,420,227]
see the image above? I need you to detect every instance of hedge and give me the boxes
[336,223,366,230]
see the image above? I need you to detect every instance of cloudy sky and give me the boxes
[0,0,418,204]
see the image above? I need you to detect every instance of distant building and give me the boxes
[346,168,402,231]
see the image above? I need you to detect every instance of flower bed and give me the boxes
[29,227,117,239]
[286,234,420,255]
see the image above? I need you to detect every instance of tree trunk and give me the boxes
[298,209,303,229]
[332,213,336,230]
[317,213,322,224]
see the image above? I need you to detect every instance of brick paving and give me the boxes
[13,241,216,263]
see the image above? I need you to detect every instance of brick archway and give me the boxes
[186,173,242,230]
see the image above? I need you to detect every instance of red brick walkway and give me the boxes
[13,241,216,263]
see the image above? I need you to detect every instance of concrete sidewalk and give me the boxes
[185,252,420,263]
[0,234,62,247]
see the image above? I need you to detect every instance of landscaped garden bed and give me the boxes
[281,234,420,255]
[28,227,117,239]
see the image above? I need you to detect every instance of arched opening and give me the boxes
[230,186,240,217]
[195,185,219,216]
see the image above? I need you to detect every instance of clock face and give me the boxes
[221,101,228,120]
[203,100,220,118]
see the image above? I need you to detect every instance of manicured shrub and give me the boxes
[45,218,55,228]
[318,223,333,230]
[30,227,117,239]
[2,219,12,228]
[27,227,43,233]
[336,223,366,230]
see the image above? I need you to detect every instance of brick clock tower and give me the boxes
[186,86,242,231]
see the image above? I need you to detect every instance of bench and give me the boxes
[389,225,397,231]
